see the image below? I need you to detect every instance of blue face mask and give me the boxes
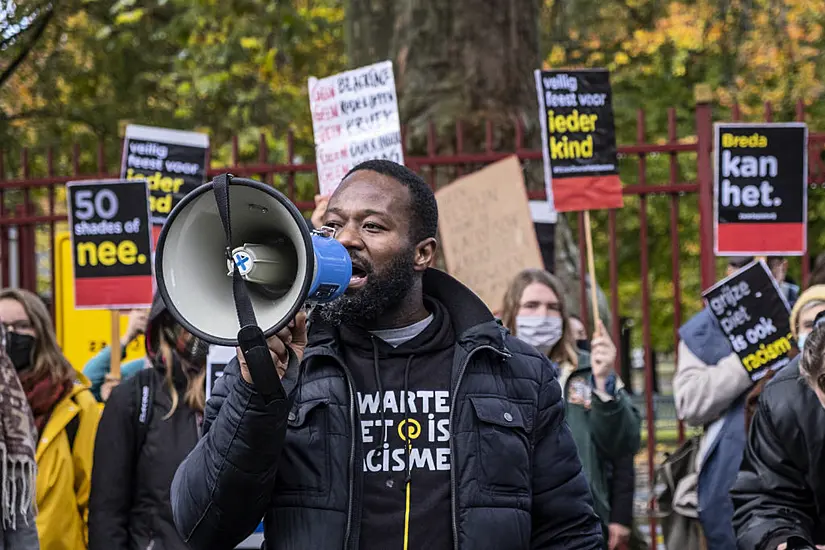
[798,332,808,351]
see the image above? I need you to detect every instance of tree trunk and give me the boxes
[344,0,609,330]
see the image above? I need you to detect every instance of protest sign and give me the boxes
[67,179,154,309]
[121,124,209,230]
[54,232,146,372]
[436,156,544,313]
[703,260,793,381]
[534,69,622,212]
[308,60,403,196]
[206,346,235,400]
[714,122,807,256]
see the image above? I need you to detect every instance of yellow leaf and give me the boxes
[240,37,262,50]
[114,9,144,25]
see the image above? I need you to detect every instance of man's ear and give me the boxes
[413,238,437,271]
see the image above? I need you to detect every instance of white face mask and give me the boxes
[516,315,563,352]
[798,331,809,351]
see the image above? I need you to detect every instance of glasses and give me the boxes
[2,320,33,333]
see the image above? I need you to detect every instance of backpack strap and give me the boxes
[65,411,80,451]
[133,368,155,455]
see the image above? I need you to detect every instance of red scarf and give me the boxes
[18,370,73,435]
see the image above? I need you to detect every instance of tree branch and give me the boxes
[0,1,57,89]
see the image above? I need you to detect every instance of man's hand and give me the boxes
[591,320,617,390]
[608,523,631,550]
[776,544,825,550]
[237,312,308,385]
[310,194,329,229]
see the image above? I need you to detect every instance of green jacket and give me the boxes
[560,350,642,527]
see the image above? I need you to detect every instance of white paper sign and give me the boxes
[206,346,236,401]
[308,60,404,196]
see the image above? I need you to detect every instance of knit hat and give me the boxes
[790,285,825,338]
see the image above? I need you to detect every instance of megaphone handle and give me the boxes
[212,173,287,402]
[237,324,289,402]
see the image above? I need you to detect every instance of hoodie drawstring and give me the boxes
[369,336,416,490]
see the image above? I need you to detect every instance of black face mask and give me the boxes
[576,339,591,353]
[6,332,35,371]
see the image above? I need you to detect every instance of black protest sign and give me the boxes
[714,122,807,255]
[121,125,209,226]
[67,179,154,309]
[534,68,622,212]
[703,261,793,381]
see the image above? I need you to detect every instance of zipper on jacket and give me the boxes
[449,345,511,550]
[342,365,358,550]
[307,350,360,550]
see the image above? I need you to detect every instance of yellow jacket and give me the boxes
[35,373,101,550]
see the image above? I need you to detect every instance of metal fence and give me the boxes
[2,97,823,548]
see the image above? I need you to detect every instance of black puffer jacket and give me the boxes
[731,358,825,549]
[171,269,603,550]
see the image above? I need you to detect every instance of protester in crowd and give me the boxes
[0,322,40,550]
[767,256,800,307]
[745,285,825,429]
[82,308,148,402]
[569,313,589,350]
[731,312,825,550]
[500,268,641,549]
[0,288,100,550]
[672,257,757,549]
[88,293,207,550]
[171,160,604,549]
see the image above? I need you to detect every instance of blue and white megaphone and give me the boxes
[155,175,351,348]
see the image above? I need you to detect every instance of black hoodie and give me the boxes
[339,297,456,550]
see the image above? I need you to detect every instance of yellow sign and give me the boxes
[55,232,147,372]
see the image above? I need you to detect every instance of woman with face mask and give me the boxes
[501,269,641,549]
[0,288,101,550]
[88,293,208,550]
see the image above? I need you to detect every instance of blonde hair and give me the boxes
[500,269,578,367]
[157,333,206,419]
[0,288,75,385]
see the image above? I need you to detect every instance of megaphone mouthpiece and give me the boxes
[229,242,297,287]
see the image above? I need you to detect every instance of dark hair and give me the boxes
[801,311,825,394]
[342,160,438,244]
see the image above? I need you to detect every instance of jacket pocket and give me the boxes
[469,395,533,496]
[277,398,330,494]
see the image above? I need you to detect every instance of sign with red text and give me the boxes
[308,60,403,196]
[714,122,807,256]
[121,124,209,228]
[67,179,154,309]
[534,69,622,212]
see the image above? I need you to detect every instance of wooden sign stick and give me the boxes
[110,310,122,379]
[584,211,601,337]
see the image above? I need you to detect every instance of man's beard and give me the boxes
[318,251,416,327]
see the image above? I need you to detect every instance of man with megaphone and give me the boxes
[167,160,603,549]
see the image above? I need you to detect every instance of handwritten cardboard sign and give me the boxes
[308,60,403,196]
[703,260,793,381]
[436,156,544,312]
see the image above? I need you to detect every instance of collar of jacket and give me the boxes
[35,372,94,462]
[305,268,507,363]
